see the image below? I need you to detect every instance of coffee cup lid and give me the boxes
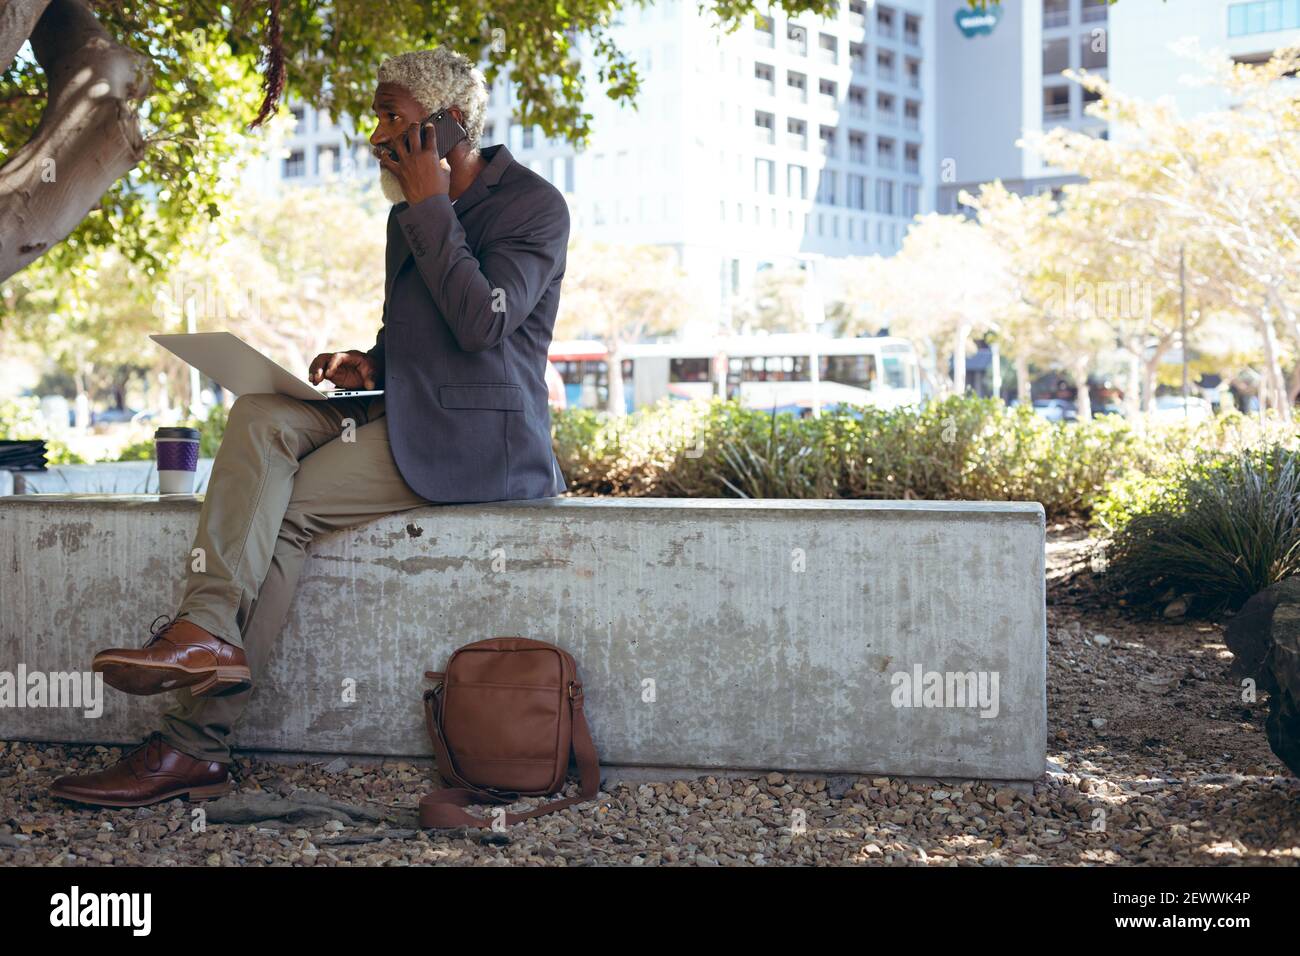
[155,427,201,441]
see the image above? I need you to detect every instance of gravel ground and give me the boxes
[1,526,1297,866]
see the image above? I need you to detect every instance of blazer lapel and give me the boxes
[385,204,411,300]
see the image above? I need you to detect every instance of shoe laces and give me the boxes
[126,732,167,772]
[145,614,175,647]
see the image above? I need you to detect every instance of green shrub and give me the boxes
[551,396,1140,518]
[1100,446,1300,614]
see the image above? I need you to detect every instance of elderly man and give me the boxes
[51,47,570,807]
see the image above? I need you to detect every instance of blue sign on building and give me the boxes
[954,5,1003,37]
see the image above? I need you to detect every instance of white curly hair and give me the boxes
[377,47,489,151]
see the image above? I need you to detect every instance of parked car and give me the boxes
[1150,394,1214,425]
[91,407,140,425]
[1032,399,1078,423]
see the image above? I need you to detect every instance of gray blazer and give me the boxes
[367,144,570,504]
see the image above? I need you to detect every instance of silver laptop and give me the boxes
[150,332,383,401]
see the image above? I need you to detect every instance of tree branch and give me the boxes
[0,0,151,280]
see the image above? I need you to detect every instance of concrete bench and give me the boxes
[0,495,1046,781]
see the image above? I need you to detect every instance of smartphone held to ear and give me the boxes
[385,109,468,161]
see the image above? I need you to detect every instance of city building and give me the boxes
[245,0,1300,329]
[935,0,1111,215]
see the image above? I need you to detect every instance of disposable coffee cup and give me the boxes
[155,427,201,495]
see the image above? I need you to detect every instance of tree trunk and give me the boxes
[1015,353,1030,405]
[1072,356,1092,421]
[952,323,970,396]
[606,343,627,417]
[1261,310,1291,421]
[0,0,53,69]
[0,0,151,280]
[1125,346,1142,420]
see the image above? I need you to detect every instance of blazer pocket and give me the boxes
[439,383,525,411]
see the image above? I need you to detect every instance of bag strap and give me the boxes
[418,678,600,829]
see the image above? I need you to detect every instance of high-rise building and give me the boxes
[935,0,1111,215]
[245,0,1300,327]
[488,0,933,326]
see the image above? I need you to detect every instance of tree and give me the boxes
[4,179,391,416]
[0,0,837,283]
[555,240,700,414]
[1028,48,1300,418]
[840,214,1012,396]
[733,263,818,335]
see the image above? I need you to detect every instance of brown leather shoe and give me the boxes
[50,733,231,807]
[93,616,252,698]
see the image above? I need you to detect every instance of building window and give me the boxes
[903,183,920,218]
[849,131,868,163]
[787,24,808,56]
[755,158,776,194]
[816,170,839,205]
[1228,0,1300,35]
[849,86,868,119]
[876,4,896,39]
[819,78,838,108]
[819,32,838,64]
[876,178,895,216]
[755,62,776,96]
[904,13,921,47]
[847,173,867,210]
[788,117,807,150]
[317,146,337,175]
[1043,85,1071,121]
[876,136,896,169]
[877,49,896,82]
[1043,37,1069,77]
[755,110,775,144]
[904,142,920,175]
[788,164,807,199]
[876,91,897,122]
[1080,34,1108,69]
[905,57,921,89]
[1082,0,1109,23]
[849,0,867,27]
[482,122,495,144]
[755,13,775,46]
[1043,0,1069,29]
[904,99,920,131]
[787,70,808,103]
[282,150,305,178]
[522,127,535,149]
[850,42,867,73]
[820,125,837,157]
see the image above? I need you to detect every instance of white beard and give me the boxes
[379,166,406,204]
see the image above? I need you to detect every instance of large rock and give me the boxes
[1226,578,1300,775]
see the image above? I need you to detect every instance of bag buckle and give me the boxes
[568,681,582,700]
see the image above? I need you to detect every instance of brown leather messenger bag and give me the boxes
[419,637,600,829]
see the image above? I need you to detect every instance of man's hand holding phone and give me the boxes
[309,350,377,391]
[377,120,450,206]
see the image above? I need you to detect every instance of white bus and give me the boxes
[548,334,921,416]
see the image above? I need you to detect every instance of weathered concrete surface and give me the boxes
[8,460,214,495]
[0,495,1047,780]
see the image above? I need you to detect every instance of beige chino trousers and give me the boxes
[161,392,428,762]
